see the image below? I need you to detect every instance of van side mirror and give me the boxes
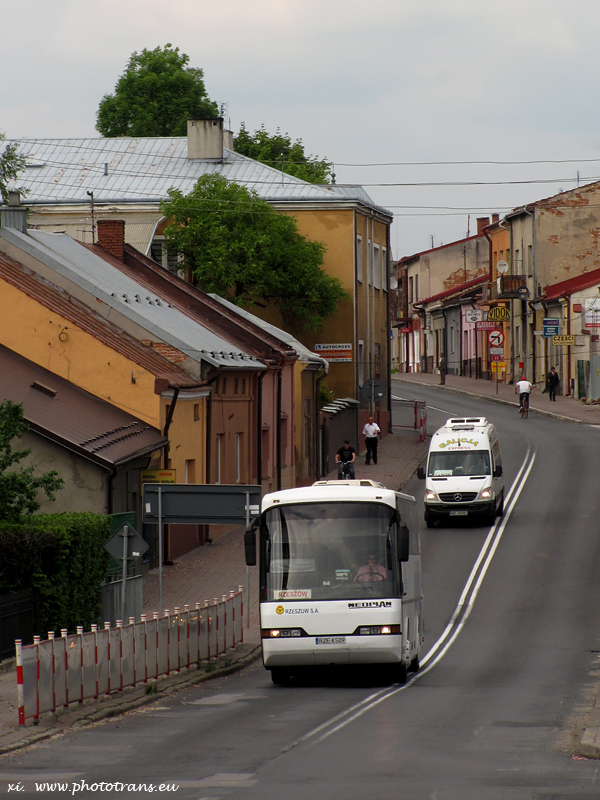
[493,465,503,478]
[244,523,257,566]
[417,466,425,480]
[397,525,410,562]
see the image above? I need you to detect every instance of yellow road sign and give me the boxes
[487,307,510,322]
[552,335,574,346]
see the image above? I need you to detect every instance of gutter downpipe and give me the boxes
[256,370,267,488]
[315,359,330,480]
[386,219,392,431]
[561,293,572,396]
[522,207,536,383]
[483,224,494,381]
[276,367,282,490]
[162,387,180,565]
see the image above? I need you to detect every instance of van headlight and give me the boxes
[425,489,439,501]
[479,488,492,499]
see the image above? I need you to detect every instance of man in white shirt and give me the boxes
[362,416,381,465]
[515,376,532,411]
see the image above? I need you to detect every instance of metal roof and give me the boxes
[0,249,201,389]
[0,345,168,468]
[8,136,391,216]
[207,293,329,368]
[0,227,266,371]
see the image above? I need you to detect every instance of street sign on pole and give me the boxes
[543,318,560,337]
[142,484,262,621]
[488,330,505,348]
[104,524,149,622]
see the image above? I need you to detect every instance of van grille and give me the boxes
[439,492,478,502]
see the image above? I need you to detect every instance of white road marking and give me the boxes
[286,447,536,748]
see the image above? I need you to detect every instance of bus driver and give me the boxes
[355,554,387,582]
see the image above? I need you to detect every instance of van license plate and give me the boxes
[315,637,346,645]
[450,510,468,516]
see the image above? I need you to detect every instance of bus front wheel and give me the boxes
[270,667,290,686]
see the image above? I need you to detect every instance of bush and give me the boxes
[0,513,110,636]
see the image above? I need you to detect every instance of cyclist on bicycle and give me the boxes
[515,376,532,411]
[335,440,356,479]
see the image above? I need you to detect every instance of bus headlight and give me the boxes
[357,625,400,635]
[262,628,303,638]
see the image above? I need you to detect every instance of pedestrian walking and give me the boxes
[362,416,381,465]
[546,367,559,401]
[438,352,447,385]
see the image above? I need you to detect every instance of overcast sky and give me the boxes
[2,0,600,258]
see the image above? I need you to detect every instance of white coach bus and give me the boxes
[244,480,424,685]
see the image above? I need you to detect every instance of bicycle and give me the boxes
[519,393,529,419]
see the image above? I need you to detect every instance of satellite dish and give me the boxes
[496,260,509,274]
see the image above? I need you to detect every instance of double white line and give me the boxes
[286,447,536,749]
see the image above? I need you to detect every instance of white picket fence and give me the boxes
[15,588,243,725]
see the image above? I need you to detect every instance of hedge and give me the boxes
[0,512,110,636]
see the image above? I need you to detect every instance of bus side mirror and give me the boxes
[397,526,410,562]
[493,465,503,478]
[244,525,257,566]
[417,466,425,480]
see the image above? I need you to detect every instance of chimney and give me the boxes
[491,213,499,224]
[1,190,28,233]
[476,217,490,235]
[97,219,125,260]
[187,118,224,159]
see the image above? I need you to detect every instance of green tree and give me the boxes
[0,132,25,203]
[96,44,219,137]
[161,174,347,330]
[0,400,64,522]
[234,124,333,184]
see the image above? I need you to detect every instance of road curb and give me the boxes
[0,643,261,755]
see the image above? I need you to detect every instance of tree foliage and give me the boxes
[0,132,26,204]
[96,44,219,137]
[0,400,64,522]
[234,124,333,185]
[161,174,347,330]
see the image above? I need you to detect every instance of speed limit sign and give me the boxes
[488,330,504,348]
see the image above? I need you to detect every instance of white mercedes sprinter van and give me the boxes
[417,417,504,527]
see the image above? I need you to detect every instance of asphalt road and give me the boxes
[2,388,600,799]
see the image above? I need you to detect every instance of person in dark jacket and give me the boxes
[547,367,559,401]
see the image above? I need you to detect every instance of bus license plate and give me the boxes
[315,636,346,645]
[450,510,468,516]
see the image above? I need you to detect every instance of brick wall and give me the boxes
[97,219,125,260]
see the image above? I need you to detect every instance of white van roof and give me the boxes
[443,417,488,429]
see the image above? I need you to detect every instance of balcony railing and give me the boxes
[481,275,527,302]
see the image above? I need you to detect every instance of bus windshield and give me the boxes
[427,450,490,477]
[262,501,399,602]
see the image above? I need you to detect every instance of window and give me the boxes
[150,238,183,275]
[358,340,365,386]
[373,245,381,289]
[193,403,200,420]
[415,275,419,302]
[375,344,381,378]
[382,247,388,292]
[185,459,196,484]
[367,239,373,285]
[356,235,363,283]
[409,277,414,304]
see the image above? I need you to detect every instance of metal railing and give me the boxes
[15,588,243,726]
[392,399,427,442]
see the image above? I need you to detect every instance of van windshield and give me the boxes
[428,450,490,477]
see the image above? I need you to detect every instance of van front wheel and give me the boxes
[424,511,435,529]
[496,492,504,517]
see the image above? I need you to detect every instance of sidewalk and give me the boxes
[1,374,599,757]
